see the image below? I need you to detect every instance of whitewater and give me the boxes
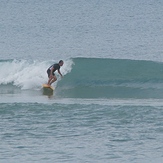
[0,0,163,163]
[0,59,73,90]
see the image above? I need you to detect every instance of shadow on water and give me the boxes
[42,87,54,98]
[0,84,54,99]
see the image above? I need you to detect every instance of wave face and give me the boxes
[56,58,163,99]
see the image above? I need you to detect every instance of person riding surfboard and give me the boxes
[47,60,64,86]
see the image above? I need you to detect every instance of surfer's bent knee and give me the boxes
[53,76,57,81]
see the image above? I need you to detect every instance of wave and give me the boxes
[1,58,163,99]
[56,58,163,99]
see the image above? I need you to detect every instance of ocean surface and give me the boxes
[0,0,163,163]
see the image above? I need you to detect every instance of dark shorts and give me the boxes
[47,69,55,78]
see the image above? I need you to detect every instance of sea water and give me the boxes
[0,0,163,163]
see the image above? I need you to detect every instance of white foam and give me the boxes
[0,59,73,90]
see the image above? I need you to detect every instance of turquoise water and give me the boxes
[1,0,163,162]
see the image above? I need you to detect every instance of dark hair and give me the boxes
[59,60,63,63]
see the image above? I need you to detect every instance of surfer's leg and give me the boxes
[50,76,57,85]
[47,69,52,85]
[47,77,52,85]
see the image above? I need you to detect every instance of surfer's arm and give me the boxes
[58,69,63,77]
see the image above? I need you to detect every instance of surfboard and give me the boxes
[42,84,54,91]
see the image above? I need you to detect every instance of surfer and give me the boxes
[47,60,64,86]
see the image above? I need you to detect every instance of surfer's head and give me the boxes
[59,60,64,66]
